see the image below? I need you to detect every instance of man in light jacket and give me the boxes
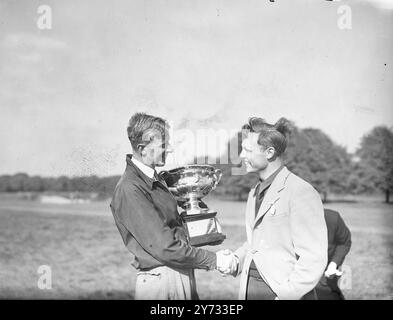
[218,117,328,300]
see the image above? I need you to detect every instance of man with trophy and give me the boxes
[110,112,231,300]
[217,117,328,300]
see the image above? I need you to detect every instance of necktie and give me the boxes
[255,184,263,218]
[154,171,167,188]
[255,183,270,218]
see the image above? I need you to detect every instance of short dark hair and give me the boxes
[127,113,169,151]
[242,117,293,157]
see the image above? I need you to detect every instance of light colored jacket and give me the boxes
[235,166,328,300]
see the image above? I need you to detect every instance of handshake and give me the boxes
[216,249,239,276]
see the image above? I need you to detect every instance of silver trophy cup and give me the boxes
[159,165,226,247]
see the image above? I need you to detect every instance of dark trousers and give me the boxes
[246,274,277,300]
[246,263,317,300]
[315,276,345,300]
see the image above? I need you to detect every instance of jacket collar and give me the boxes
[130,155,155,179]
[126,154,156,190]
[251,166,291,229]
[253,165,285,198]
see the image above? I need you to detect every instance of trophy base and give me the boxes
[181,211,226,247]
[189,233,226,247]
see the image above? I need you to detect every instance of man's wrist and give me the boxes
[211,251,218,270]
[233,255,240,274]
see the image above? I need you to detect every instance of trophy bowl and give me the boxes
[159,165,225,247]
[159,165,222,215]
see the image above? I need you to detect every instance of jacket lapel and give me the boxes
[246,186,257,229]
[252,167,290,230]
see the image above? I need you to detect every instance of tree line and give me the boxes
[0,174,119,199]
[0,125,392,203]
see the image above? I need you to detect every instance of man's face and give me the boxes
[142,130,173,167]
[239,133,274,173]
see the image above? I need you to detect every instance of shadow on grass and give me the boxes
[78,290,133,300]
[323,199,358,204]
[0,289,134,300]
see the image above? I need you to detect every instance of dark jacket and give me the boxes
[315,209,352,300]
[110,155,217,271]
[324,209,351,267]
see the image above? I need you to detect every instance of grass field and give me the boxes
[0,195,392,300]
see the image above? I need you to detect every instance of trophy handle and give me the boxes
[158,170,168,180]
[212,169,222,190]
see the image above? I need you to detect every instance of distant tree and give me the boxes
[53,176,71,192]
[42,177,57,191]
[24,176,44,192]
[346,161,368,194]
[99,176,120,197]
[8,173,29,192]
[0,175,11,192]
[70,176,94,192]
[0,173,121,196]
[285,128,353,202]
[356,126,393,203]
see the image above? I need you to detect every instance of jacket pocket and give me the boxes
[267,211,289,225]
[136,270,162,287]
[135,270,165,300]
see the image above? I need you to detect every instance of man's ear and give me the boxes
[136,144,146,155]
[266,146,276,161]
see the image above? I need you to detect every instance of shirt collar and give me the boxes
[254,165,284,197]
[131,156,155,179]
[126,154,157,189]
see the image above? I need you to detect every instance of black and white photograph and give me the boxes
[0,0,392,303]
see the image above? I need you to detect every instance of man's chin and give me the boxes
[244,163,256,172]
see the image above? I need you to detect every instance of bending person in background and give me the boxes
[316,208,352,300]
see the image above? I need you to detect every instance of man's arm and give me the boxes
[233,190,255,276]
[112,184,216,270]
[275,184,328,300]
[233,201,253,276]
[229,241,247,276]
[331,213,351,266]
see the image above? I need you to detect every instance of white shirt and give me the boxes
[131,156,155,179]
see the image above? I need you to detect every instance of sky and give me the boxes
[0,0,392,176]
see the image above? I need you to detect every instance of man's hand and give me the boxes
[216,249,238,276]
[216,220,223,234]
[324,261,343,278]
